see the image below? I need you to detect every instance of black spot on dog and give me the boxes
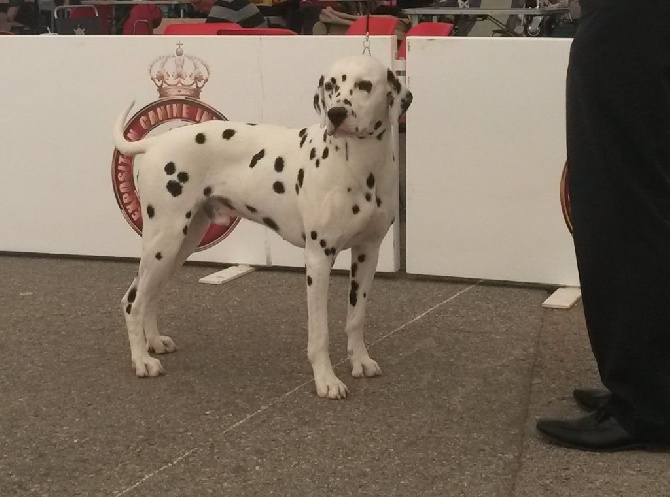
[155,252,162,260]
[204,186,212,197]
[342,74,347,82]
[310,148,316,160]
[365,192,372,202]
[127,287,137,303]
[356,80,373,93]
[315,159,320,168]
[351,263,358,278]
[358,254,366,263]
[274,157,285,173]
[263,217,279,231]
[146,204,155,218]
[347,187,352,193]
[376,197,382,207]
[195,133,206,144]
[183,225,188,235]
[177,171,189,183]
[377,130,386,140]
[352,205,360,214]
[307,275,313,286]
[343,98,352,106]
[319,239,326,248]
[349,280,359,306]
[249,149,265,168]
[299,128,307,137]
[297,168,304,188]
[295,184,299,194]
[273,181,285,194]
[319,75,324,86]
[387,69,401,93]
[246,205,257,213]
[126,304,132,314]
[222,129,236,140]
[185,211,192,219]
[247,123,257,126]
[313,94,321,113]
[335,145,340,152]
[300,134,307,148]
[330,77,336,85]
[367,173,375,189]
[349,89,353,96]
[322,147,329,159]
[166,180,183,197]
[164,162,176,175]
[311,231,317,240]
[401,92,413,113]
[374,120,383,130]
[219,197,235,210]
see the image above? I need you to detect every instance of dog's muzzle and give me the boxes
[327,107,348,128]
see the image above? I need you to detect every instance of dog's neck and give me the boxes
[331,123,394,171]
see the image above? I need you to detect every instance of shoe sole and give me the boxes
[538,433,670,453]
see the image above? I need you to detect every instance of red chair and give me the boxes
[123,4,162,35]
[68,4,113,34]
[217,27,297,35]
[398,22,453,59]
[345,16,398,36]
[163,22,242,35]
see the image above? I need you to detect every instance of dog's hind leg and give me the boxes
[305,244,350,399]
[345,243,382,378]
[122,212,201,377]
[142,209,211,355]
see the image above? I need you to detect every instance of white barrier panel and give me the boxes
[405,38,578,286]
[0,35,397,272]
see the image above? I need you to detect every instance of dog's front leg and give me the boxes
[346,243,382,378]
[305,246,349,399]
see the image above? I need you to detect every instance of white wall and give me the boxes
[404,37,578,286]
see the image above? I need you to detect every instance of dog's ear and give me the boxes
[314,74,327,127]
[387,69,413,124]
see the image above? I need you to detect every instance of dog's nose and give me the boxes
[327,107,348,127]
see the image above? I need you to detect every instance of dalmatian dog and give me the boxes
[112,55,412,399]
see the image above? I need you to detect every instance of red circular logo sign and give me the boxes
[111,98,239,251]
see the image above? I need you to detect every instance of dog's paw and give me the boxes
[147,335,177,354]
[315,372,350,400]
[133,356,165,377]
[351,356,382,378]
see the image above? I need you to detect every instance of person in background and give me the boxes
[191,0,268,27]
[0,0,24,32]
[536,0,670,451]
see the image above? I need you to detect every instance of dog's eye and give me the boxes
[324,82,334,92]
[355,80,373,93]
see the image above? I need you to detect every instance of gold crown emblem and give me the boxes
[149,43,210,99]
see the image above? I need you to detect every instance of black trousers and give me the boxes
[567,0,670,441]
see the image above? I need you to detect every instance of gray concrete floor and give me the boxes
[1,255,668,497]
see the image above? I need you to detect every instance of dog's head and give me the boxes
[314,55,412,137]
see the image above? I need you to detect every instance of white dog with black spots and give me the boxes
[113,55,413,399]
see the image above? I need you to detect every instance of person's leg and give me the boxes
[543,0,670,446]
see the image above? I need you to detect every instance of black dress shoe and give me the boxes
[536,410,650,451]
[573,388,612,411]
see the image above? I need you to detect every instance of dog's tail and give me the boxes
[113,101,160,156]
